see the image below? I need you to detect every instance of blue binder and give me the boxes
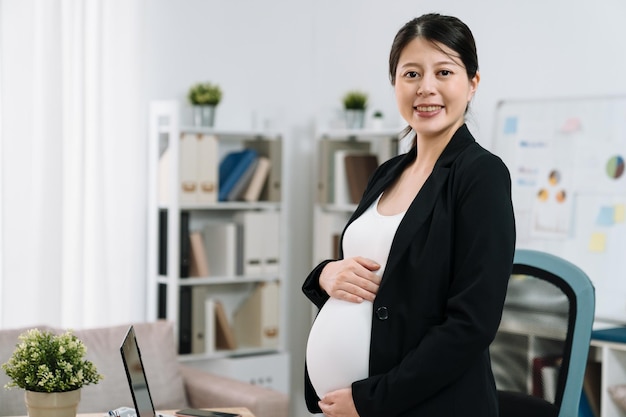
[218,149,258,201]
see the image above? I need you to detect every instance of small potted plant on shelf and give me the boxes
[342,90,368,129]
[371,110,384,130]
[2,328,103,417]
[188,81,223,128]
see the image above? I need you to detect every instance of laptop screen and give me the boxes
[120,326,157,417]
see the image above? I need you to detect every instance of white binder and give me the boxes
[179,133,198,203]
[202,222,237,277]
[234,211,281,276]
[262,211,281,275]
[196,134,218,203]
[233,281,280,348]
[191,286,208,354]
[235,212,265,276]
[204,297,216,354]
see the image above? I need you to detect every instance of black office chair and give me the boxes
[492,249,595,417]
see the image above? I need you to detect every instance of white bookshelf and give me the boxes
[493,309,626,417]
[147,100,290,394]
[311,128,405,266]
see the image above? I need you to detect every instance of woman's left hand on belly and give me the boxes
[319,256,381,303]
[319,387,360,417]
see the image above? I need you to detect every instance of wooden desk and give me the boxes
[9,408,254,417]
[166,409,253,417]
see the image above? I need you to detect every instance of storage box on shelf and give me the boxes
[147,100,289,393]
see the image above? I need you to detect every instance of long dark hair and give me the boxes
[389,13,479,139]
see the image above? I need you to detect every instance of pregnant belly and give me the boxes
[305,298,372,397]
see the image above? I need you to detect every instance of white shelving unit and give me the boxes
[311,128,405,266]
[147,100,289,394]
[493,308,626,417]
[592,339,626,417]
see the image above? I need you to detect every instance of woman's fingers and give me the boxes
[320,257,382,302]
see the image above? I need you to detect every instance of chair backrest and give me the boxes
[492,249,595,417]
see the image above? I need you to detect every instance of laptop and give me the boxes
[120,325,240,417]
[120,325,169,417]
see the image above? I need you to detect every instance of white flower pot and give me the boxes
[345,109,365,129]
[24,389,81,417]
[371,118,384,130]
[192,105,217,127]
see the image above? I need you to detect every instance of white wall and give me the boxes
[142,1,626,416]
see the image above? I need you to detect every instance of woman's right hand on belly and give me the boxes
[319,257,381,303]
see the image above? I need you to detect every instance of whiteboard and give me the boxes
[494,96,626,324]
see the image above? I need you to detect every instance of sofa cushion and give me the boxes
[0,325,54,416]
[73,321,188,412]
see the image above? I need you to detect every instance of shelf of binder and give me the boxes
[149,101,287,381]
[158,132,282,206]
[158,210,282,283]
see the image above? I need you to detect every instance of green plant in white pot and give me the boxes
[371,110,384,130]
[342,90,368,129]
[2,329,103,417]
[188,81,223,127]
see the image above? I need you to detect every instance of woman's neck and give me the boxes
[412,122,463,170]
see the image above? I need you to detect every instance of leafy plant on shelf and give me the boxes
[342,90,368,110]
[188,82,223,106]
[1,328,103,393]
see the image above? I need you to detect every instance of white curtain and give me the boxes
[0,0,147,329]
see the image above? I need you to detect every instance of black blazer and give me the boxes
[303,124,516,417]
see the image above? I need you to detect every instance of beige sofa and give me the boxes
[0,321,288,417]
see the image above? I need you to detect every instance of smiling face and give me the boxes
[394,37,479,142]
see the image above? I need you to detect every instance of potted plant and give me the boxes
[2,328,103,417]
[188,81,223,127]
[342,90,368,129]
[371,110,384,130]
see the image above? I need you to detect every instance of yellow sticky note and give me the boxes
[614,204,625,223]
[588,232,606,253]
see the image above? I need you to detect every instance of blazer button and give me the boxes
[376,306,389,320]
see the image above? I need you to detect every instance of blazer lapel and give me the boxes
[380,125,475,287]
[381,165,449,286]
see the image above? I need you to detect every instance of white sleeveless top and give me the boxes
[306,194,406,397]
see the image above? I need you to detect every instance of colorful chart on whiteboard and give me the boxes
[494,96,626,323]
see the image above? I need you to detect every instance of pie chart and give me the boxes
[606,155,625,179]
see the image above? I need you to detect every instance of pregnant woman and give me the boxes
[306,193,403,397]
[303,13,516,417]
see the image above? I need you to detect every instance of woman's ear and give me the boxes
[468,71,480,101]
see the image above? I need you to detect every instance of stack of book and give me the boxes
[218,148,271,202]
